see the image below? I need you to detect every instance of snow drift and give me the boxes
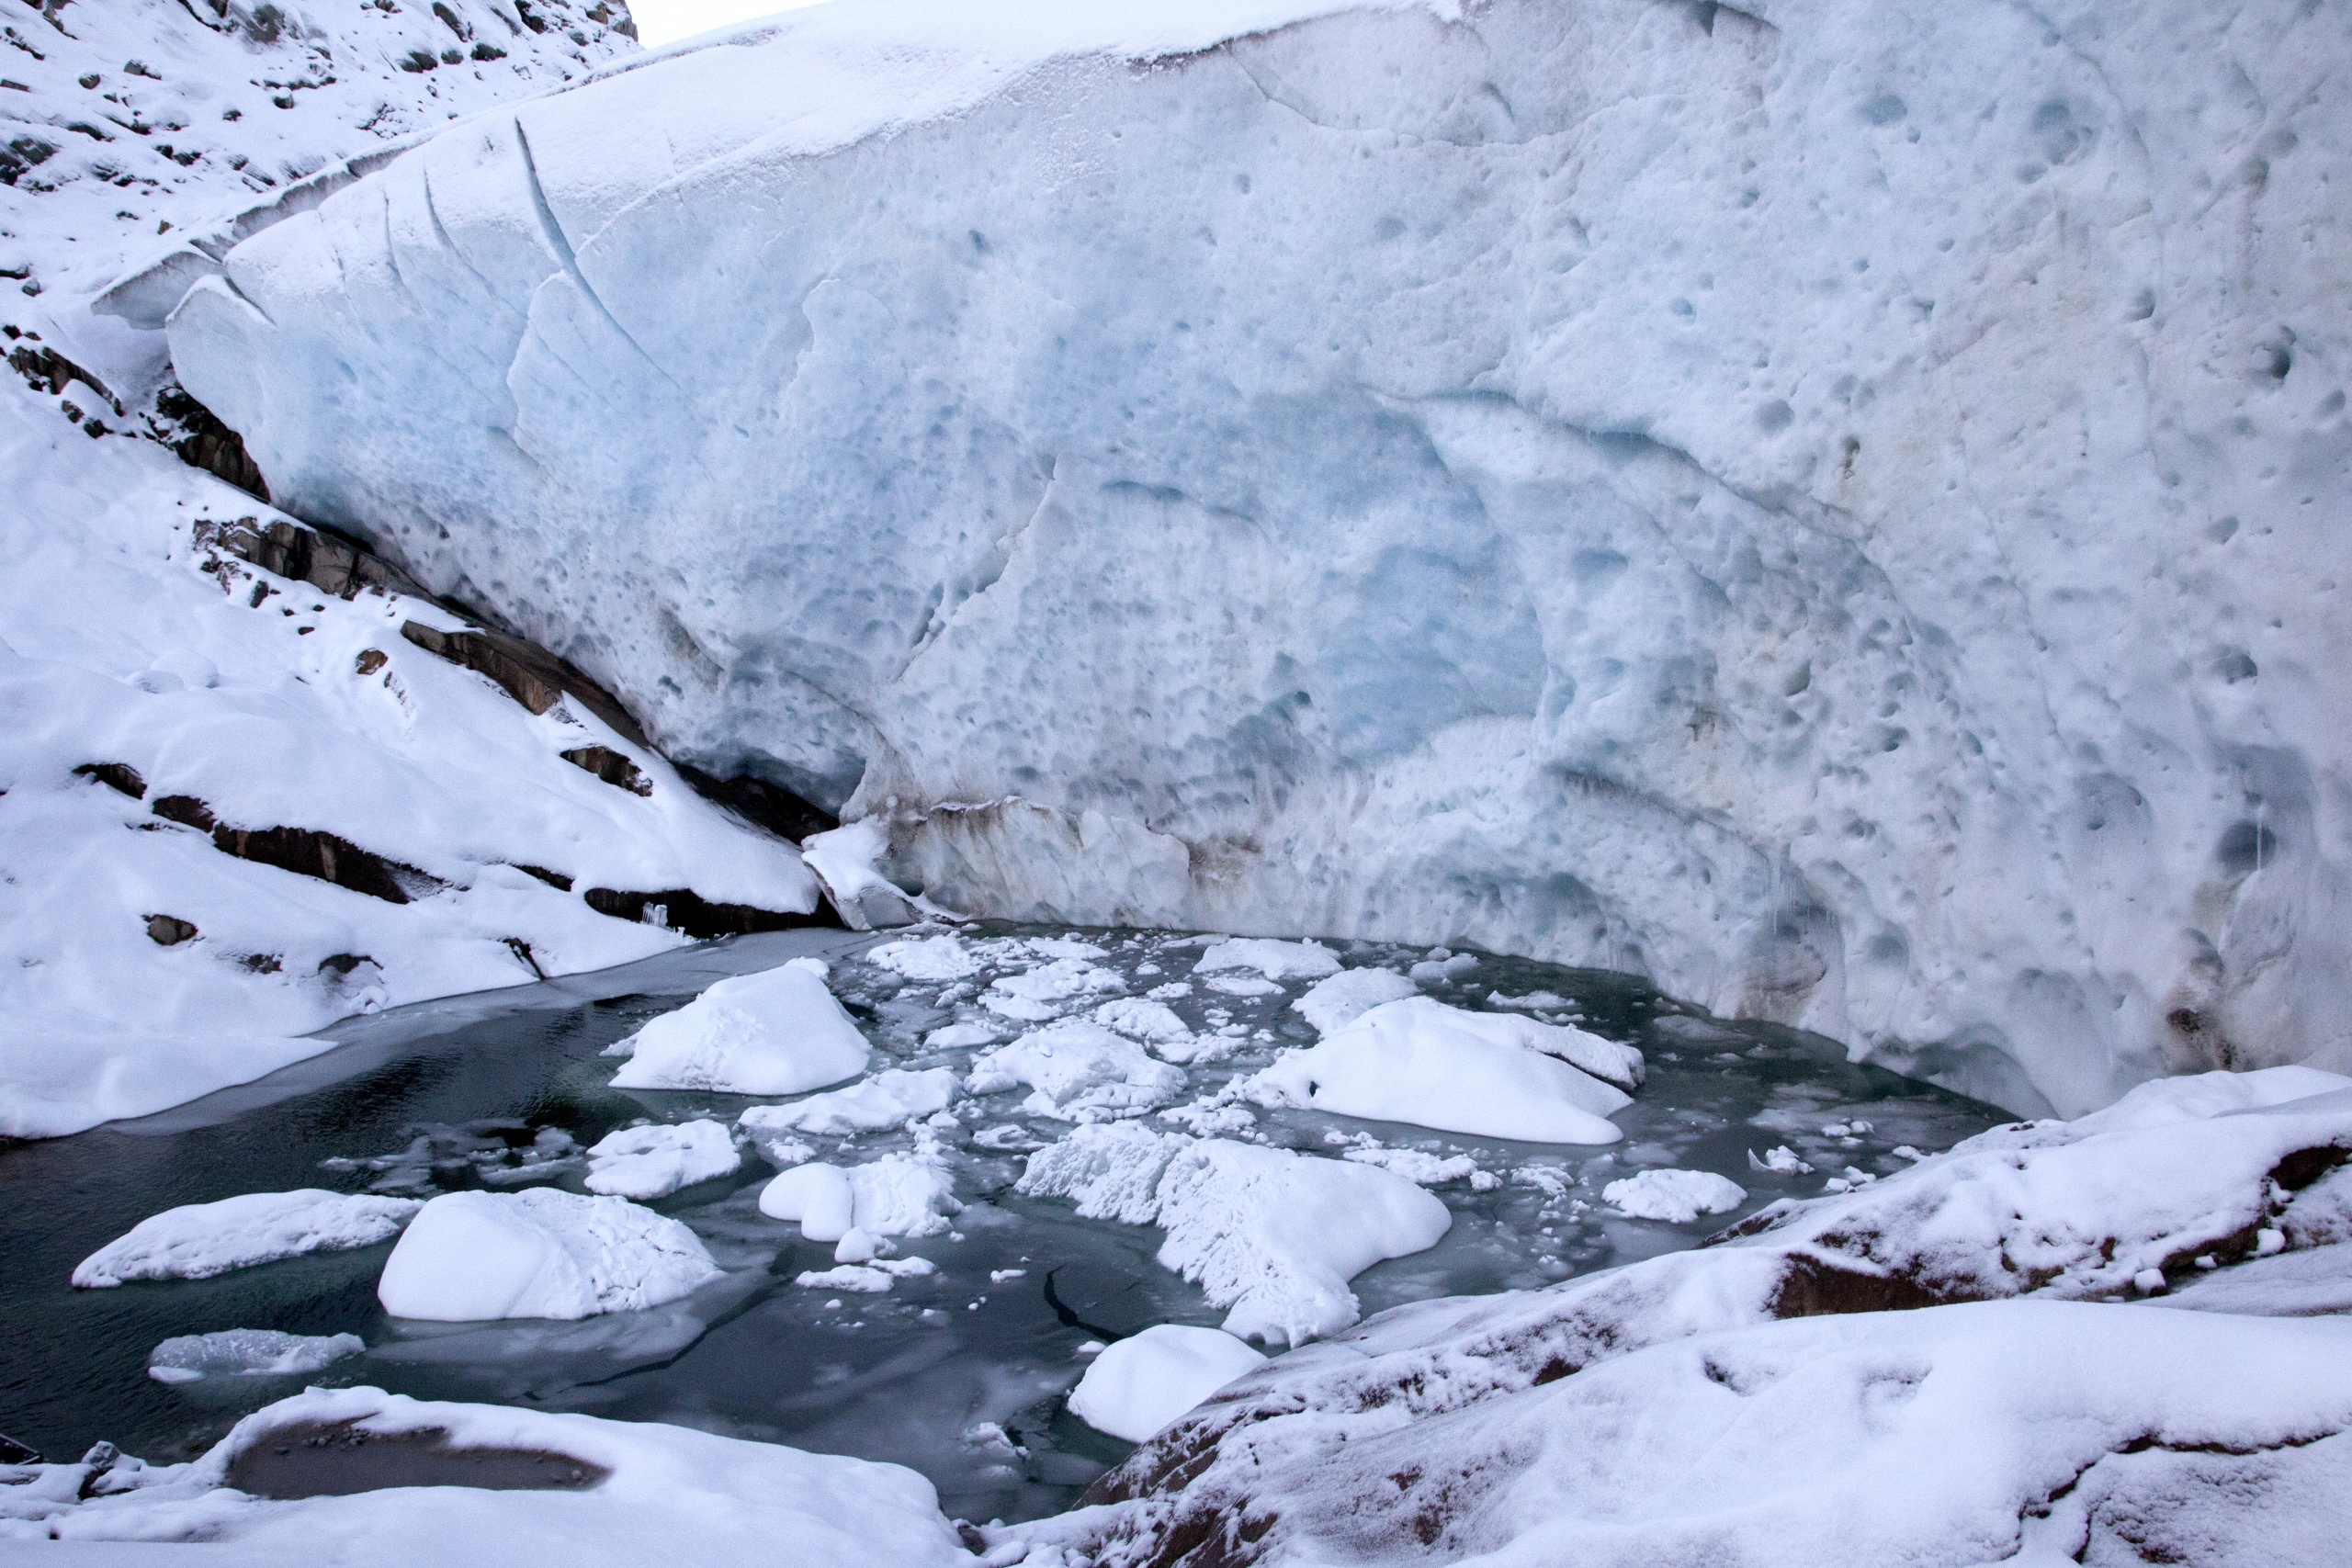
[165,0,2352,1116]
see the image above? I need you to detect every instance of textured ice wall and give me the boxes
[167,0,2352,1115]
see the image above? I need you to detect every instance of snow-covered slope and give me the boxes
[0,2,848,1140]
[163,0,2351,1117]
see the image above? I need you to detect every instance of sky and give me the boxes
[629,0,830,48]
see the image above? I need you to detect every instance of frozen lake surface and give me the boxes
[0,925,2005,1524]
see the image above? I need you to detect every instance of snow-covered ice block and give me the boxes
[1068,1325,1269,1443]
[7,1384,973,1562]
[375,1190,722,1322]
[582,1121,741,1200]
[967,1019,1187,1121]
[146,1329,365,1385]
[1342,1145,1481,1186]
[1092,998,1200,1057]
[982,957,1126,1020]
[1193,939,1341,983]
[74,1190,423,1288]
[1246,998,1632,1145]
[1157,1140,1452,1346]
[865,934,980,981]
[758,1155,960,1242]
[1291,967,1419,1037]
[795,1257,937,1293]
[609,960,870,1095]
[1017,1121,1191,1226]
[739,1067,962,1136]
[1602,1168,1747,1224]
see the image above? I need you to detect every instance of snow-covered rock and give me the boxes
[608,959,868,1095]
[967,1018,1187,1121]
[73,1190,422,1287]
[738,1066,961,1137]
[146,1328,364,1385]
[1601,1168,1747,1224]
[582,1119,740,1199]
[1067,1324,1269,1444]
[1245,998,1633,1145]
[1020,1124,1452,1346]
[1290,966,1418,1037]
[756,1154,959,1242]
[375,1188,720,1320]
[1031,1066,2352,1565]
[163,0,2352,1117]
[1,1384,973,1565]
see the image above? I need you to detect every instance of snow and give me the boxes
[73,1190,422,1287]
[1193,939,1341,984]
[3,1384,974,1565]
[164,0,2352,1119]
[1019,1124,1452,1346]
[864,933,980,981]
[146,1329,364,1385]
[374,1188,721,1321]
[582,1119,741,1199]
[1245,998,1632,1145]
[797,820,924,930]
[1290,966,1418,1036]
[1066,1325,1269,1443]
[608,959,869,1095]
[966,1018,1187,1122]
[1601,1168,1747,1224]
[757,1154,959,1242]
[737,1066,961,1135]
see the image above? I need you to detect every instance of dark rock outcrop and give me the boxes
[147,793,437,905]
[559,745,650,796]
[582,886,831,940]
[150,384,267,501]
[144,915,197,946]
[73,762,145,799]
[673,763,838,845]
[398,620,646,744]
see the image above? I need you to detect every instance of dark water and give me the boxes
[0,925,2007,1524]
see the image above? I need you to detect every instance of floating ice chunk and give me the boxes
[1602,1168,1748,1224]
[967,1019,1187,1122]
[1193,939,1341,983]
[1342,1146,1480,1186]
[1408,953,1479,984]
[799,821,923,930]
[1157,1141,1453,1346]
[1018,1121,1190,1225]
[740,1068,963,1137]
[1067,1325,1269,1442]
[926,1021,1001,1049]
[1291,967,1419,1036]
[1204,974,1284,998]
[583,1120,741,1200]
[146,1329,365,1385]
[1093,998,1201,1057]
[982,957,1126,1020]
[1748,1145,1813,1176]
[376,1189,722,1322]
[1160,1100,1259,1136]
[759,1155,961,1241]
[795,1257,935,1293]
[865,934,980,981]
[74,1190,424,1287]
[609,959,870,1095]
[1489,990,1574,1012]
[1245,998,1632,1145]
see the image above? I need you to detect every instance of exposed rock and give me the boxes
[148,383,267,501]
[0,1431,37,1465]
[514,864,573,891]
[205,516,424,601]
[399,620,646,743]
[210,825,439,906]
[72,761,144,799]
[7,341,116,412]
[582,886,833,941]
[150,794,215,831]
[144,915,197,947]
[353,649,387,676]
[560,744,651,796]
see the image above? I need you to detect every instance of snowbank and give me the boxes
[1020,1124,1452,1345]
[375,1189,720,1321]
[738,1067,961,1136]
[74,1190,422,1288]
[165,0,2352,1116]
[582,1120,741,1199]
[967,1019,1187,1121]
[146,1329,364,1385]
[3,1384,973,1565]
[1601,1168,1747,1224]
[1067,1325,1269,1443]
[1246,998,1633,1145]
[608,960,868,1094]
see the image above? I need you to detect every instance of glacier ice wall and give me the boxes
[166,0,2352,1114]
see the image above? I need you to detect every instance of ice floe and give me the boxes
[1290,966,1419,1036]
[74,1190,423,1288]
[1601,1168,1748,1224]
[376,1190,721,1322]
[582,1121,742,1201]
[739,1068,963,1137]
[608,960,870,1095]
[1067,1325,1269,1443]
[967,1019,1187,1121]
[757,1155,960,1243]
[146,1329,365,1385]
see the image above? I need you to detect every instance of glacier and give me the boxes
[164,0,2352,1116]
